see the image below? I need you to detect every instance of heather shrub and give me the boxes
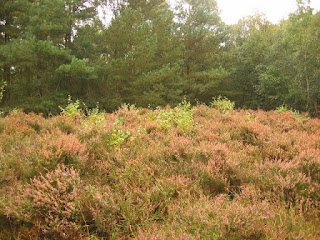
[1,104,320,239]
[76,185,117,238]
[0,113,46,181]
[0,118,4,134]
[53,115,76,134]
[140,185,318,240]
[39,131,87,167]
[3,165,82,239]
[199,171,228,196]
[299,155,320,184]
[0,110,37,137]
[231,125,261,146]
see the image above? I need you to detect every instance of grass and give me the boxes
[0,104,320,239]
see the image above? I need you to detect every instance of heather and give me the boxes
[0,104,320,239]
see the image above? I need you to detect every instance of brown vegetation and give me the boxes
[0,105,319,239]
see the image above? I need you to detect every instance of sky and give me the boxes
[216,0,320,25]
[100,0,320,26]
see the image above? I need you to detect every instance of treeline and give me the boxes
[0,0,319,115]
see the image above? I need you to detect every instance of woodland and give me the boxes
[0,0,320,115]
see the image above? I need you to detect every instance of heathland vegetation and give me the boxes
[1,0,320,239]
[0,100,319,239]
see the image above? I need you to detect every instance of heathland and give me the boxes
[0,100,320,239]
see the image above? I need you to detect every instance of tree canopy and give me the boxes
[1,0,319,115]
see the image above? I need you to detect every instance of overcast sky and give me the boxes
[216,0,320,24]
[101,0,320,26]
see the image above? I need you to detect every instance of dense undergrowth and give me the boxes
[0,102,320,239]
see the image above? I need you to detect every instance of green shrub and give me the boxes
[0,81,6,103]
[210,96,235,113]
[276,104,289,113]
[276,104,310,123]
[153,99,195,134]
[83,103,106,128]
[59,95,82,118]
[109,128,134,150]
[292,110,310,123]
[155,108,175,130]
[174,99,195,134]
[119,103,139,113]
[102,117,135,150]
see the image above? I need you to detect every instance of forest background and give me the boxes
[1,0,320,116]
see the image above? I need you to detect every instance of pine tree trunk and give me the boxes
[4,33,11,104]
[314,101,319,117]
[65,19,72,49]
[305,52,310,109]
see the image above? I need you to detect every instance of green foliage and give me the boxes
[59,96,107,128]
[245,112,257,122]
[176,0,226,103]
[109,117,135,149]
[292,110,310,123]
[0,81,6,102]
[153,99,195,134]
[59,95,82,118]
[83,103,106,128]
[0,0,319,117]
[119,103,139,113]
[276,104,290,113]
[109,128,134,150]
[276,104,310,123]
[174,99,195,134]
[0,81,6,115]
[155,108,175,130]
[103,116,135,150]
[211,96,235,113]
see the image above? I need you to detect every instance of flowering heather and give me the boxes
[0,105,320,239]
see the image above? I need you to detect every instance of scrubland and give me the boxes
[0,103,320,239]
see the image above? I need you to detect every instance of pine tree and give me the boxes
[104,0,182,107]
[175,0,227,103]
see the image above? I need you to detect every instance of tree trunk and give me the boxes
[4,33,11,104]
[305,52,310,109]
[65,19,73,49]
[314,101,319,117]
